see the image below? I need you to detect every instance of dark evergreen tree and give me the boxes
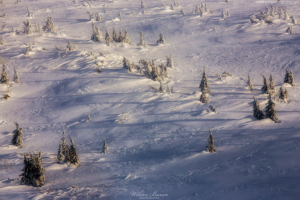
[206,130,216,153]
[112,27,118,42]
[11,122,23,147]
[265,94,279,123]
[284,69,296,86]
[269,73,275,94]
[199,69,210,94]
[253,97,265,119]
[247,73,254,92]
[279,86,288,103]
[20,152,45,187]
[69,137,80,166]
[61,131,70,163]
[200,90,209,103]
[105,27,112,44]
[0,64,10,85]
[261,75,269,94]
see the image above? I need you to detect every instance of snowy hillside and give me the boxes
[1,0,300,199]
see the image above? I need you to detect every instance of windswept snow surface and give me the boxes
[1,0,300,199]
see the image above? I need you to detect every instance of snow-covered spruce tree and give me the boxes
[139,31,147,47]
[0,36,5,45]
[69,137,80,166]
[66,40,78,51]
[286,26,293,34]
[112,27,118,42]
[91,23,102,42]
[26,4,33,18]
[159,63,168,80]
[105,27,112,44]
[195,5,200,14]
[156,32,165,45]
[200,90,209,103]
[206,130,216,153]
[279,8,283,19]
[158,81,165,93]
[199,69,210,94]
[284,69,295,86]
[118,30,123,42]
[57,143,65,163]
[253,97,265,120]
[103,139,108,153]
[11,122,23,147]
[261,75,269,94]
[291,16,297,24]
[141,0,145,8]
[180,9,185,15]
[205,4,209,13]
[284,9,289,21]
[14,66,20,83]
[0,64,10,85]
[247,73,254,92]
[279,86,288,103]
[60,130,70,163]
[118,12,122,21]
[23,20,32,35]
[20,152,45,187]
[87,11,94,20]
[265,93,279,123]
[96,13,101,22]
[42,16,55,34]
[122,30,131,44]
[269,73,275,94]
[166,54,174,69]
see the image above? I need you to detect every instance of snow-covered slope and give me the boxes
[1,0,300,199]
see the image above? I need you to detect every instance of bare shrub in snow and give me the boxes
[14,66,20,83]
[206,130,216,153]
[20,152,45,187]
[284,69,295,86]
[156,32,165,45]
[11,122,23,147]
[265,94,279,123]
[102,139,108,153]
[66,40,77,51]
[247,74,254,92]
[116,111,131,124]
[253,97,265,120]
[42,16,55,34]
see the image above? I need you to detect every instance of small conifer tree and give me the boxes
[69,137,80,166]
[269,73,275,94]
[199,69,210,94]
[14,66,20,83]
[166,54,174,69]
[206,130,216,153]
[180,9,185,15]
[112,27,118,42]
[200,90,209,103]
[20,152,45,187]
[156,32,165,45]
[261,75,269,94]
[122,29,131,44]
[158,81,165,93]
[139,31,147,47]
[247,73,254,92]
[23,20,32,34]
[42,16,55,34]
[141,0,145,8]
[57,143,65,163]
[279,87,288,103]
[105,27,112,44]
[0,36,5,45]
[284,69,295,86]
[0,64,10,85]
[11,122,23,147]
[291,16,297,24]
[253,97,265,119]
[103,139,108,153]
[60,131,70,163]
[265,94,279,123]
[118,12,122,20]
[118,30,123,42]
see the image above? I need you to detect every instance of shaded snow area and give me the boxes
[1,0,300,199]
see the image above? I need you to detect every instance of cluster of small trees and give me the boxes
[253,94,279,123]
[199,69,210,103]
[0,64,19,85]
[57,131,80,166]
[87,11,102,21]
[42,16,55,34]
[194,3,212,17]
